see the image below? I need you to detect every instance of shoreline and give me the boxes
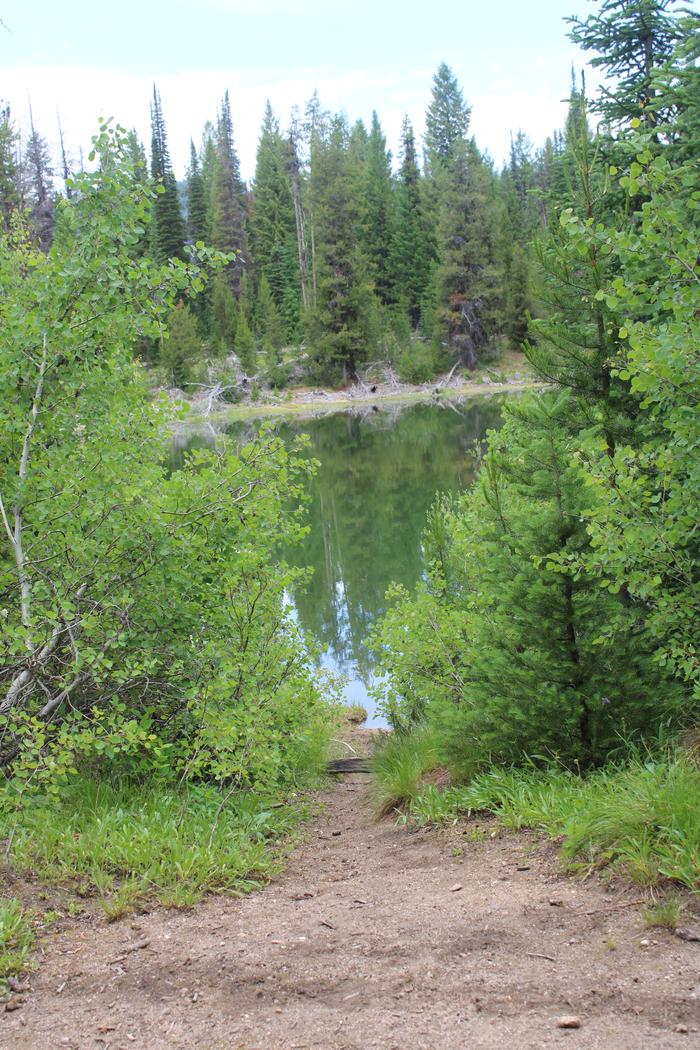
[178,377,539,424]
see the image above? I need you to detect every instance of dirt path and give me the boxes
[3,764,699,1049]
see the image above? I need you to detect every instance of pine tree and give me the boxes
[424,62,471,174]
[234,309,256,373]
[567,0,687,128]
[361,112,394,304]
[210,91,248,294]
[210,273,238,353]
[434,140,500,367]
[505,243,531,348]
[305,114,378,380]
[160,301,203,386]
[186,140,207,244]
[389,116,432,324]
[250,102,300,337]
[149,85,185,262]
[0,105,20,231]
[24,106,54,251]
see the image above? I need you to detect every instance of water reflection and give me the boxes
[172,398,504,725]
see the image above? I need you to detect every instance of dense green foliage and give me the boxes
[371,3,700,810]
[0,125,334,898]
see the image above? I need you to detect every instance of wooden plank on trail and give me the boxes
[326,757,373,774]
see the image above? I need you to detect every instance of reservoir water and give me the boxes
[172,396,504,726]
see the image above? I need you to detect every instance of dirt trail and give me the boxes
[3,754,699,1049]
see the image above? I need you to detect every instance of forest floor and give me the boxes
[3,729,699,1050]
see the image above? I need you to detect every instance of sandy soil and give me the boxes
[3,742,699,1049]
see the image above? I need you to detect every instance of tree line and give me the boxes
[1,58,616,390]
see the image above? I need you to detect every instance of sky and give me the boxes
[2,0,603,180]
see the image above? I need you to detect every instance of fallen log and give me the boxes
[326,757,373,774]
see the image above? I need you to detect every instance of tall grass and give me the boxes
[370,725,442,816]
[0,777,304,920]
[408,755,700,892]
[370,724,699,893]
[0,900,34,981]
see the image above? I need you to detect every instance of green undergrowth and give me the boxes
[0,775,309,922]
[0,899,34,982]
[372,732,700,893]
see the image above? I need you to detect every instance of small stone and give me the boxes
[674,1025,688,1034]
[549,898,564,907]
[449,883,463,893]
[640,938,651,948]
[331,830,341,837]
[556,1016,582,1029]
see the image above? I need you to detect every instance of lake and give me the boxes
[172,396,504,726]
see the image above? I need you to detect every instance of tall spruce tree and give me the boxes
[149,85,185,262]
[360,111,394,304]
[434,139,500,367]
[306,113,378,380]
[389,116,432,325]
[186,140,207,245]
[250,102,300,337]
[210,91,248,295]
[424,62,472,174]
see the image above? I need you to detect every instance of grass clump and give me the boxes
[642,898,681,929]
[0,900,34,981]
[342,703,368,726]
[370,725,442,816]
[404,752,700,893]
[1,776,303,919]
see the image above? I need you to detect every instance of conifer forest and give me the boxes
[1,2,700,1045]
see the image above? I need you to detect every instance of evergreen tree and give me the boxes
[255,273,284,353]
[0,105,20,230]
[505,242,531,348]
[434,140,500,367]
[424,62,471,174]
[186,140,207,244]
[305,114,378,380]
[210,91,248,294]
[361,111,394,304]
[24,106,54,251]
[567,0,687,128]
[250,102,300,337]
[210,273,238,353]
[160,301,203,386]
[389,116,432,325]
[234,309,256,373]
[149,85,185,262]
